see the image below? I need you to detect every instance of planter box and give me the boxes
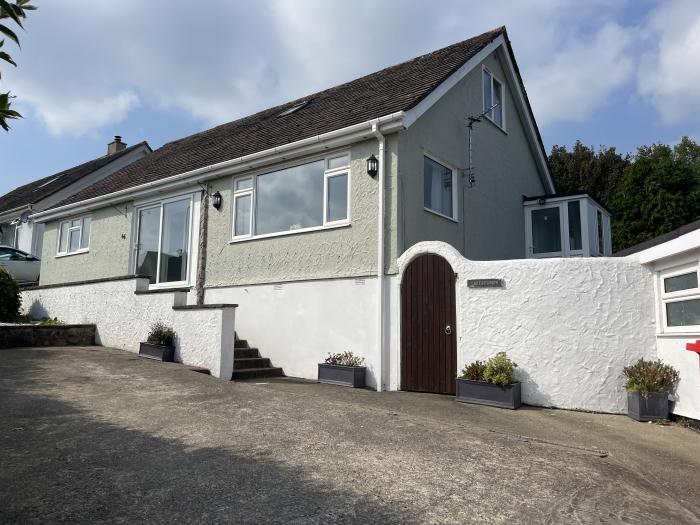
[139,342,175,362]
[627,391,669,422]
[455,378,522,409]
[318,364,366,388]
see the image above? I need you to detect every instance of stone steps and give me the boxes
[231,334,284,381]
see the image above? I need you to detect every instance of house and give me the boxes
[25,27,602,390]
[0,137,151,257]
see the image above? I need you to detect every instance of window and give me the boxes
[597,210,605,256]
[423,156,456,220]
[483,68,505,129]
[134,195,192,285]
[531,207,561,254]
[232,154,350,240]
[567,201,582,251]
[660,264,700,332]
[0,222,17,247]
[57,216,91,255]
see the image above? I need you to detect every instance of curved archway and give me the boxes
[400,253,457,394]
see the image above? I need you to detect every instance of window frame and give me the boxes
[659,262,700,333]
[524,199,585,258]
[132,192,195,289]
[230,152,351,243]
[55,214,92,257]
[423,153,459,222]
[482,66,506,131]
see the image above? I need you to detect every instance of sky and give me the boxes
[1,0,699,196]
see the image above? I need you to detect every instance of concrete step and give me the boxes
[234,348,260,359]
[234,357,270,368]
[231,367,285,380]
[234,339,249,349]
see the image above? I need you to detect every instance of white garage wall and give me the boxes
[21,277,235,379]
[397,242,658,413]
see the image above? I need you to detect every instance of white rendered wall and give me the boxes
[206,276,391,388]
[397,242,658,413]
[656,336,700,419]
[21,278,235,379]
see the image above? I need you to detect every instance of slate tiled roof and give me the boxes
[56,27,517,208]
[614,219,700,257]
[0,142,149,216]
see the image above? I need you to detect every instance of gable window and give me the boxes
[57,215,91,255]
[660,264,700,332]
[134,195,193,285]
[423,155,457,221]
[232,153,350,240]
[483,68,504,129]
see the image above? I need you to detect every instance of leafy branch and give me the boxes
[0,0,36,131]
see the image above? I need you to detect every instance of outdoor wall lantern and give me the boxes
[366,154,378,178]
[212,191,223,210]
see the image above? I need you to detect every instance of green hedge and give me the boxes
[0,268,21,322]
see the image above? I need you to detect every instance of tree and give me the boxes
[548,140,630,205]
[0,0,36,131]
[609,137,700,251]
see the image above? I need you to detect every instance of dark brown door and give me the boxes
[401,253,457,395]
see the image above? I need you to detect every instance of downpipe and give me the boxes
[372,121,385,392]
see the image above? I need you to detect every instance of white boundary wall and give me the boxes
[396,242,658,413]
[21,277,235,379]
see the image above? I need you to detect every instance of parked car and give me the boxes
[0,245,40,282]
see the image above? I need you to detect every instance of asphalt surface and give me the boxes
[1,345,699,524]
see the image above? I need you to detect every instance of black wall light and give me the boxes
[212,191,223,210]
[366,154,378,178]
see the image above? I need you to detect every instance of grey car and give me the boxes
[0,245,40,283]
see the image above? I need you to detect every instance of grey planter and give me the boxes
[627,391,670,422]
[139,342,175,362]
[318,364,366,388]
[455,378,522,409]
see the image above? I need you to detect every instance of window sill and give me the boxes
[656,332,700,338]
[55,249,89,259]
[484,115,507,135]
[424,207,458,223]
[229,222,350,244]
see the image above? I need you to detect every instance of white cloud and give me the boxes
[0,0,654,136]
[637,0,700,124]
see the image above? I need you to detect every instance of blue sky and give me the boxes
[1,0,699,196]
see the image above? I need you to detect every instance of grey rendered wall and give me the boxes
[39,204,133,285]
[398,49,547,260]
[204,137,399,287]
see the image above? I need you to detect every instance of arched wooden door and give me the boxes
[401,253,457,395]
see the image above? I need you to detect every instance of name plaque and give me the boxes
[467,279,504,288]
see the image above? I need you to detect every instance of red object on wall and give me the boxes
[687,340,700,354]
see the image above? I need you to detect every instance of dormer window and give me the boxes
[482,67,504,129]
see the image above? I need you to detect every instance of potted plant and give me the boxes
[139,321,176,362]
[456,352,521,409]
[624,358,679,422]
[318,351,366,388]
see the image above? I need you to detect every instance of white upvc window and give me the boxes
[423,154,458,221]
[482,66,505,130]
[659,262,700,333]
[231,153,350,241]
[56,215,91,255]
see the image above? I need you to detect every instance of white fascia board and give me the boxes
[635,229,700,265]
[403,34,556,194]
[31,112,405,223]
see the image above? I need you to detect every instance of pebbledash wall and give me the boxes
[396,242,659,414]
[21,277,235,379]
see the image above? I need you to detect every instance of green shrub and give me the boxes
[0,268,21,322]
[460,360,486,380]
[146,321,176,347]
[483,352,518,385]
[324,351,365,367]
[623,358,679,396]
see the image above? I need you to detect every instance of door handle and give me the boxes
[445,325,452,335]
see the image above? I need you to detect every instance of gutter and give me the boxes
[31,112,406,223]
[371,121,385,393]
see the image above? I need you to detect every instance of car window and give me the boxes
[0,248,13,260]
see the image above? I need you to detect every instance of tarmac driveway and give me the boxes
[1,345,699,524]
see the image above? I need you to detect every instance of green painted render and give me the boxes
[397,49,547,260]
[39,204,132,285]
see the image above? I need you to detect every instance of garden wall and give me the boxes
[21,277,235,379]
[397,242,658,414]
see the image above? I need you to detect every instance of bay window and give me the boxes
[57,215,91,255]
[232,153,350,240]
